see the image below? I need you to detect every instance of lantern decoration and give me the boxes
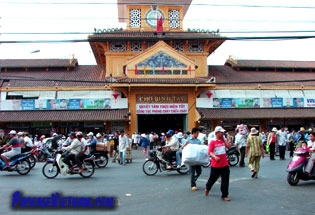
[206,91,213,99]
[112,92,120,103]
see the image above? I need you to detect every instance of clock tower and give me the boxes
[117,0,192,31]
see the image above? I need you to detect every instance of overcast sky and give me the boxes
[1,0,315,65]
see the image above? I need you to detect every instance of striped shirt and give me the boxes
[246,135,262,156]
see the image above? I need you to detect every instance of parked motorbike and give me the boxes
[94,151,109,168]
[142,147,189,176]
[286,147,315,186]
[42,151,95,179]
[227,146,240,166]
[0,153,31,175]
[202,146,240,168]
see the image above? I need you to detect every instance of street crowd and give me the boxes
[0,124,315,202]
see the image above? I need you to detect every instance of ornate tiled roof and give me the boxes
[0,59,78,68]
[1,59,315,88]
[88,31,224,41]
[226,59,315,69]
[208,65,315,87]
[0,109,129,122]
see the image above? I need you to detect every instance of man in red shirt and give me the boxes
[205,126,231,201]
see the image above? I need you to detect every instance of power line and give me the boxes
[2,1,315,9]
[0,34,315,44]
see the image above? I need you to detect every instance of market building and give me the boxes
[1,0,315,137]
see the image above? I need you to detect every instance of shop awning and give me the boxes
[0,109,129,122]
[197,108,315,120]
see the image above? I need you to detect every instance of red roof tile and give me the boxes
[225,59,315,69]
[208,65,315,86]
[0,109,129,122]
[0,59,78,68]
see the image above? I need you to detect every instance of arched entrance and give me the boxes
[137,114,187,134]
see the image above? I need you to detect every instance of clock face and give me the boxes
[145,9,164,27]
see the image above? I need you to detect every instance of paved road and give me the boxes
[0,149,314,215]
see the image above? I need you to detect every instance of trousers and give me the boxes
[206,166,230,198]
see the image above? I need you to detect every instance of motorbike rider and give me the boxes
[64,132,76,147]
[61,131,84,173]
[164,129,179,169]
[22,132,33,153]
[0,130,21,169]
[305,132,315,176]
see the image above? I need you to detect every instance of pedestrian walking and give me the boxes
[245,128,265,178]
[205,126,231,201]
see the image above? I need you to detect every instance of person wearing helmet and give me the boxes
[1,130,21,169]
[61,131,85,173]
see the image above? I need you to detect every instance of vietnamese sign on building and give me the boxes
[136,103,188,114]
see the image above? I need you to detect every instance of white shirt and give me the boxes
[307,139,315,150]
[277,130,287,146]
[235,133,247,149]
[24,136,33,148]
[197,132,207,144]
[119,134,129,152]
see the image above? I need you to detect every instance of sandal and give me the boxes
[222,197,231,201]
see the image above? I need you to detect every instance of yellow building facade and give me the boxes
[88,1,225,134]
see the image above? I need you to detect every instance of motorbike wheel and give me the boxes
[228,153,239,166]
[287,172,299,186]
[16,160,31,175]
[202,160,211,168]
[42,162,59,179]
[177,165,189,174]
[142,160,158,176]
[28,155,36,169]
[95,155,108,168]
[80,161,95,178]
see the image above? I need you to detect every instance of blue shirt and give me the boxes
[187,137,202,145]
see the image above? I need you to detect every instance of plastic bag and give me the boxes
[266,144,270,153]
[182,144,210,166]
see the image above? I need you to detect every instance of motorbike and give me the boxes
[0,153,31,175]
[42,151,95,179]
[94,151,109,168]
[202,146,240,167]
[286,147,315,186]
[25,147,40,169]
[142,147,189,176]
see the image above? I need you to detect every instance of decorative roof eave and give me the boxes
[88,31,226,41]
[0,109,129,122]
[110,83,215,87]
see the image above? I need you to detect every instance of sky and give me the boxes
[1,0,315,65]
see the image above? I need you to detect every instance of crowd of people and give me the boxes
[1,124,315,201]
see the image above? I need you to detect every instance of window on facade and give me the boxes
[129,9,141,28]
[172,41,184,52]
[168,9,180,29]
[110,42,127,52]
[188,42,203,52]
[131,41,142,52]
